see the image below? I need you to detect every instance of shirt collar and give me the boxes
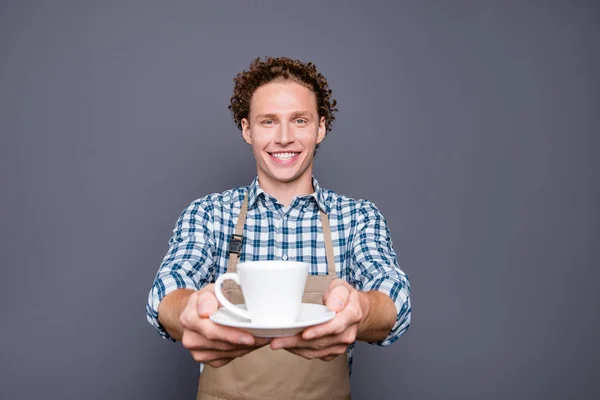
[310,177,330,214]
[247,176,330,214]
[247,176,261,209]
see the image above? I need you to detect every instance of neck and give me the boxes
[257,170,314,207]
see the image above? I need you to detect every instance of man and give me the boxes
[147,57,411,399]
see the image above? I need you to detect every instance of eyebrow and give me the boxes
[290,111,313,119]
[255,113,279,120]
[254,111,313,120]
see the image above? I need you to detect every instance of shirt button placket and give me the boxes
[275,214,282,259]
[281,213,288,261]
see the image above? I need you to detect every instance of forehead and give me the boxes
[250,81,317,115]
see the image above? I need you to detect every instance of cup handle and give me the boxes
[214,272,251,320]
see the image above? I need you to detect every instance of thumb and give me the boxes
[196,290,219,317]
[325,285,350,312]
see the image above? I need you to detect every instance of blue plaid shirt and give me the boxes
[147,176,411,372]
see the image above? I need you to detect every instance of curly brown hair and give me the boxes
[229,57,338,135]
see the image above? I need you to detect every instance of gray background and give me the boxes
[1,0,599,399]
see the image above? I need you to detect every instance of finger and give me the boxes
[307,329,357,349]
[271,333,317,349]
[180,302,257,347]
[325,284,351,312]
[270,334,302,350]
[183,338,238,352]
[271,330,346,350]
[303,314,346,340]
[271,328,353,350]
[181,295,255,346]
[182,328,271,359]
[198,320,257,346]
[190,347,256,364]
[206,358,234,368]
[196,289,219,317]
[253,337,273,347]
[322,279,351,305]
[197,283,215,294]
[181,330,240,352]
[181,310,256,346]
[205,342,269,367]
[284,345,348,360]
[303,301,361,340]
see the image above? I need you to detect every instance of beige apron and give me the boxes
[197,194,351,400]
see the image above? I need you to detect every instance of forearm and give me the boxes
[157,288,196,341]
[356,291,397,342]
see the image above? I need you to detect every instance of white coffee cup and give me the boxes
[214,260,309,325]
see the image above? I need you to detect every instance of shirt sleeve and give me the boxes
[349,200,411,346]
[146,200,216,341]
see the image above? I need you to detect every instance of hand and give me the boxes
[179,284,271,368]
[269,279,367,361]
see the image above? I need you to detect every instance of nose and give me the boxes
[275,123,294,145]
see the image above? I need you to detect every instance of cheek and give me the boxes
[253,129,274,144]
[250,132,267,148]
[300,134,319,148]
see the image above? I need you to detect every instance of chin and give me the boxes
[269,172,302,183]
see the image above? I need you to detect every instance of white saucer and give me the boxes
[210,303,336,337]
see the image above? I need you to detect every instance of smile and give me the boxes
[269,152,300,162]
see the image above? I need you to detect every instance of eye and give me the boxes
[262,119,275,126]
[295,119,308,125]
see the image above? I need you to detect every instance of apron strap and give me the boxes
[226,193,249,273]
[320,210,336,277]
[226,191,336,277]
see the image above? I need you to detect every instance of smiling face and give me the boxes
[241,81,326,194]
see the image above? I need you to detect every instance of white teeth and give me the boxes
[272,152,298,160]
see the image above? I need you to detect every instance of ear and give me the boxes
[316,116,326,144]
[241,118,252,145]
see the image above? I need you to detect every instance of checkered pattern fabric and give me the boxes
[147,176,411,372]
